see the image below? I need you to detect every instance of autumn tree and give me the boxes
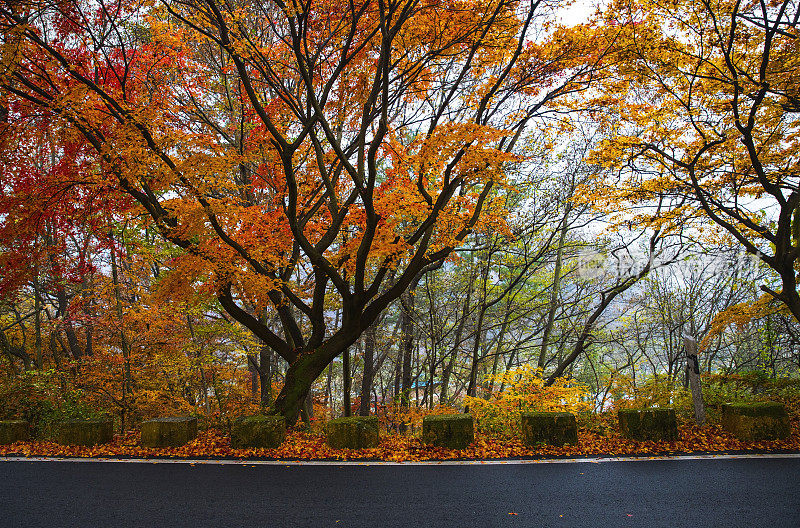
[585,0,800,322]
[0,102,129,367]
[0,0,609,423]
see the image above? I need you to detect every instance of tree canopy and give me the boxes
[0,0,799,435]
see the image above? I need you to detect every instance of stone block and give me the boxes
[721,402,790,442]
[521,412,578,446]
[422,414,474,449]
[325,416,379,449]
[140,417,198,448]
[57,418,114,446]
[618,408,678,441]
[231,415,286,448]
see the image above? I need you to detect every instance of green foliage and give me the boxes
[611,371,800,424]
[0,369,105,438]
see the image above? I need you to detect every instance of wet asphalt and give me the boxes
[0,457,798,527]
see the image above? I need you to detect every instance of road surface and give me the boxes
[1,456,798,527]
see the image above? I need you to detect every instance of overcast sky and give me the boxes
[558,0,601,26]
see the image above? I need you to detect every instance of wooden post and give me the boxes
[683,335,706,425]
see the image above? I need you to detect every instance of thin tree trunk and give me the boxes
[539,205,570,368]
[325,363,333,410]
[465,309,487,401]
[109,229,132,433]
[426,342,436,409]
[33,271,43,369]
[82,275,94,357]
[342,346,351,417]
[359,323,377,416]
[256,310,274,408]
[498,348,517,393]
[440,269,476,404]
[260,346,272,406]
[545,233,662,386]
[486,300,512,395]
[247,354,259,401]
[399,288,416,410]
[465,251,492,404]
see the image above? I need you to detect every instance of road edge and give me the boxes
[2,452,800,465]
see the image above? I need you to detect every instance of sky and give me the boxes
[558,0,601,26]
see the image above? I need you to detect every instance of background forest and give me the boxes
[0,0,799,444]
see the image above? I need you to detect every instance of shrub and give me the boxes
[465,365,591,436]
[379,403,461,436]
[0,369,106,438]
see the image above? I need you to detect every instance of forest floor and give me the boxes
[2,418,800,461]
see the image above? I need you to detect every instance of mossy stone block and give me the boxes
[57,418,114,446]
[140,417,198,447]
[0,420,30,444]
[231,415,286,448]
[422,414,474,449]
[618,408,678,441]
[521,412,578,446]
[721,402,790,442]
[325,416,379,449]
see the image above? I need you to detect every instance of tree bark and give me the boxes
[399,288,416,409]
[684,335,706,425]
[342,346,351,417]
[359,323,377,416]
[259,344,272,407]
[248,354,259,400]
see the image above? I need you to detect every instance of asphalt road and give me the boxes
[1,457,798,527]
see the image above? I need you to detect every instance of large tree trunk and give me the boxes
[271,337,358,423]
